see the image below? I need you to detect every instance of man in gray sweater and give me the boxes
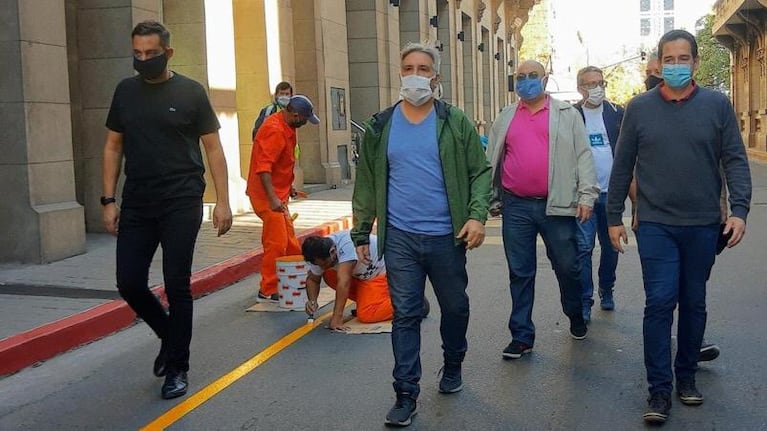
[607,30,751,424]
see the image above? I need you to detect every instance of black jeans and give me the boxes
[116,198,202,372]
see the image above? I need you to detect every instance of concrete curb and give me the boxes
[0,216,352,376]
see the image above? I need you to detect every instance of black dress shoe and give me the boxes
[161,369,188,399]
[153,344,167,377]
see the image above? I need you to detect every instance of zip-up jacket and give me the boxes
[351,99,492,256]
[487,96,599,216]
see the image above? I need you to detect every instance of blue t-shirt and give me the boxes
[387,105,452,235]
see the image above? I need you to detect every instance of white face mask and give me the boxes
[400,74,434,107]
[277,96,291,107]
[586,86,605,106]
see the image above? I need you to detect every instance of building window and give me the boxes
[664,17,674,33]
[641,18,651,36]
[640,0,651,12]
[664,0,674,10]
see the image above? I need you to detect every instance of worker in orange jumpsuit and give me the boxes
[246,95,319,301]
[302,231,394,330]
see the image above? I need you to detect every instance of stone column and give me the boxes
[71,0,160,234]
[0,0,85,263]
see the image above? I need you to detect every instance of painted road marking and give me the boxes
[141,311,332,430]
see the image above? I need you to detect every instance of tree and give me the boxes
[519,0,552,67]
[604,63,644,106]
[695,14,730,93]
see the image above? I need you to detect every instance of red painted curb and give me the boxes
[0,215,352,376]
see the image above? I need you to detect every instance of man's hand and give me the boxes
[329,315,350,332]
[608,225,628,253]
[269,196,284,212]
[355,245,372,266]
[212,203,233,237]
[305,299,318,316]
[103,204,120,236]
[723,216,746,248]
[457,219,485,250]
[576,205,593,223]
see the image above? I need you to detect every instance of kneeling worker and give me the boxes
[302,231,393,331]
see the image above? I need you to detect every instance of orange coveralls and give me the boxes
[321,269,394,323]
[246,113,301,296]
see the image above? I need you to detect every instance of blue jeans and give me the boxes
[384,226,469,398]
[576,192,618,307]
[501,192,583,346]
[636,222,718,395]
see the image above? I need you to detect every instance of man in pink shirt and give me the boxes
[487,60,599,360]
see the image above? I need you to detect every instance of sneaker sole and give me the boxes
[438,383,464,394]
[643,412,668,423]
[502,348,533,359]
[678,395,704,406]
[570,332,587,340]
[600,304,614,311]
[698,346,720,362]
[384,411,417,427]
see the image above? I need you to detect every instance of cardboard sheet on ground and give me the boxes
[338,317,392,334]
[246,288,335,312]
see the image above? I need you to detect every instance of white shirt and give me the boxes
[582,104,613,192]
[307,231,386,280]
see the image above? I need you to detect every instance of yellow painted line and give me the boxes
[141,310,333,430]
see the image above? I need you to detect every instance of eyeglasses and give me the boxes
[516,72,541,81]
[579,81,606,90]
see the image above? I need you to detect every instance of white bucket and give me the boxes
[276,255,308,310]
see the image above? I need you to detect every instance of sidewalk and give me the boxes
[0,186,354,375]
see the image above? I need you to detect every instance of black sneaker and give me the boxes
[570,318,588,340]
[599,288,615,310]
[643,391,672,423]
[438,362,463,394]
[698,342,720,362]
[384,393,417,427]
[676,380,704,405]
[502,340,533,359]
[257,291,279,302]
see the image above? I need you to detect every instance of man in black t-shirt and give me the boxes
[102,20,233,400]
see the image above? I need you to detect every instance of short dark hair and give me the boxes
[132,21,171,48]
[657,29,698,59]
[301,236,334,263]
[275,81,293,95]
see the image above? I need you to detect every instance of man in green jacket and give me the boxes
[351,42,492,427]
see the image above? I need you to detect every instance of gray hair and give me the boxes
[400,42,441,74]
[576,66,604,85]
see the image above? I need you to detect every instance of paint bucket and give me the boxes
[276,255,308,310]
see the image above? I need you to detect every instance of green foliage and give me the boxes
[695,14,730,93]
[519,0,551,67]
[604,64,644,106]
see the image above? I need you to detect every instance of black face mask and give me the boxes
[645,75,663,91]
[134,53,168,80]
[289,119,307,129]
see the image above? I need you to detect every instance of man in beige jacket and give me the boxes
[487,60,598,360]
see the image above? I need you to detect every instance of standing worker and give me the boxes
[246,95,319,301]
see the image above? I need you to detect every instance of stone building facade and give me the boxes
[0,0,538,263]
[713,0,767,161]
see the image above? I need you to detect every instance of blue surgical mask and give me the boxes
[662,64,692,89]
[516,78,544,100]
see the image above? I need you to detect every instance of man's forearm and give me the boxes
[207,144,230,206]
[259,172,280,203]
[332,279,351,319]
[306,277,321,302]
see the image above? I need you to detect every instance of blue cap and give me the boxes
[287,95,320,124]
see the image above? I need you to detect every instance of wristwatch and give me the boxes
[100,196,117,206]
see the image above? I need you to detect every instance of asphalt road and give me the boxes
[1,166,766,430]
